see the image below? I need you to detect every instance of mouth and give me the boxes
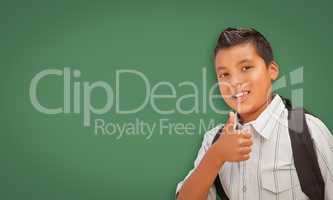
[232,90,250,103]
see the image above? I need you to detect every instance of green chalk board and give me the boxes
[1,0,332,199]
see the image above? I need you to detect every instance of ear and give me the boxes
[268,61,279,81]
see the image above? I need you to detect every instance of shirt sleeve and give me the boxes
[175,124,223,200]
[306,114,333,200]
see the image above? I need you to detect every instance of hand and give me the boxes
[211,112,253,163]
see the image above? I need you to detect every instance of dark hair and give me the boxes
[214,27,274,66]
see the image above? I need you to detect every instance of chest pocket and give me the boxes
[261,159,299,194]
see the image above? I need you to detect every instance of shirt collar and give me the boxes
[235,94,286,140]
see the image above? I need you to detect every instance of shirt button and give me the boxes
[242,186,247,192]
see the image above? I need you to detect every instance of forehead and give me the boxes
[215,43,262,69]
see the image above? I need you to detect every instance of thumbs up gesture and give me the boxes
[212,112,253,163]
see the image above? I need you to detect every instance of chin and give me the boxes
[230,102,256,115]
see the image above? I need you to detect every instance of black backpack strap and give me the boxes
[211,127,230,200]
[283,98,325,200]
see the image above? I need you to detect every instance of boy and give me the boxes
[176,27,333,200]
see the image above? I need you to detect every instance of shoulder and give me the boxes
[305,113,332,136]
[305,113,333,150]
[200,123,224,151]
[190,123,224,167]
[305,113,333,181]
[305,113,327,127]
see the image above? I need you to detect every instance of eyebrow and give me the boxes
[216,59,252,70]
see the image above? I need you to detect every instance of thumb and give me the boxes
[225,112,236,133]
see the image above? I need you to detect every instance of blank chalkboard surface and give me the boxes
[1,0,332,199]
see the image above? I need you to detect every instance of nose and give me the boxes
[229,74,249,93]
[229,75,243,89]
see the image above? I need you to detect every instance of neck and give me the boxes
[239,94,273,124]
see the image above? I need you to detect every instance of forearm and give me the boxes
[177,147,225,200]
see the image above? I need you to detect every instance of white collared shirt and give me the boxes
[176,95,333,200]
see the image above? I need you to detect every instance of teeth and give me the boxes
[233,91,249,98]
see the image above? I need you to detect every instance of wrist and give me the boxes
[206,145,225,168]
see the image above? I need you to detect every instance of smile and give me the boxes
[232,90,250,102]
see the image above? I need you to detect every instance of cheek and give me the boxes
[249,69,263,81]
[249,71,271,91]
[219,84,236,107]
[219,82,233,99]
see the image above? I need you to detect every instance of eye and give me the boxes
[242,66,253,71]
[218,72,229,79]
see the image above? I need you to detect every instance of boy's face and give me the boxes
[214,42,279,118]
